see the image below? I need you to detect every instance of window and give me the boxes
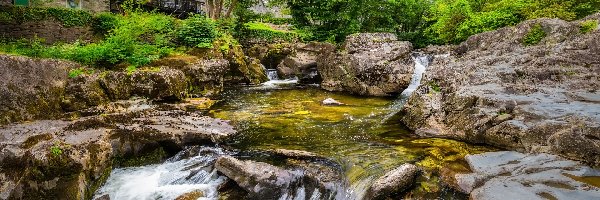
[14,0,29,6]
[67,0,81,8]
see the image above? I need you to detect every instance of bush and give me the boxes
[93,12,120,35]
[177,15,218,48]
[580,20,599,33]
[0,6,92,27]
[523,24,546,46]
[244,22,300,42]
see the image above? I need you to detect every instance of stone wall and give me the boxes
[0,0,109,13]
[0,20,94,44]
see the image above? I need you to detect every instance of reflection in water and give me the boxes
[210,87,494,199]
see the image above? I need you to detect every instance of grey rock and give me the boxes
[215,156,302,200]
[100,68,188,101]
[365,163,419,200]
[317,33,414,96]
[401,14,600,164]
[451,151,600,200]
[322,98,345,106]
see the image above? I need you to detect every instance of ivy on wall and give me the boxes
[0,6,93,27]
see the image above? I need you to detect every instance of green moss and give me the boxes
[0,6,93,27]
[114,147,167,167]
[523,24,546,46]
[243,22,301,42]
[580,20,598,34]
[22,133,53,149]
[428,81,441,93]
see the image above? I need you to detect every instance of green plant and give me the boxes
[0,6,93,27]
[177,14,218,48]
[243,22,300,42]
[50,144,63,157]
[580,20,598,33]
[429,81,442,93]
[523,24,546,46]
[68,68,84,78]
[126,65,137,75]
[92,12,120,35]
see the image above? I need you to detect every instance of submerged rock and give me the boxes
[401,14,600,164]
[322,98,345,106]
[447,151,600,200]
[365,163,419,200]
[317,33,414,96]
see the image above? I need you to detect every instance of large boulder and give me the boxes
[276,42,332,84]
[317,33,414,96]
[62,73,110,112]
[0,107,237,200]
[100,68,188,101]
[401,14,600,164]
[365,163,419,200]
[0,55,77,124]
[215,155,343,200]
[151,56,230,97]
[443,151,600,200]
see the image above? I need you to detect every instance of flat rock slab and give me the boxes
[453,151,600,200]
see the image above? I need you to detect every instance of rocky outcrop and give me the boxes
[0,55,77,124]
[401,15,600,164]
[317,33,414,96]
[277,42,331,84]
[365,163,419,200]
[152,56,230,96]
[0,106,237,200]
[215,155,343,200]
[100,68,188,101]
[442,151,600,200]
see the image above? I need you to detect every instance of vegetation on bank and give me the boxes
[0,3,302,68]
[272,0,600,46]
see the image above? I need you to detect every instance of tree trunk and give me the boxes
[225,0,238,18]
[215,0,224,19]
[207,0,215,18]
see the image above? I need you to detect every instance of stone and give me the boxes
[401,13,600,165]
[275,42,332,84]
[317,33,414,96]
[365,163,419,200]
[271,149,320,159]
[0,55,78,125]
[175,189,204,200]
[100,68,188,101]
[322,98,345,106]
[215,156,302,200]
[449,151,600,200]
[0,108,237,200]
[62,73,110,112]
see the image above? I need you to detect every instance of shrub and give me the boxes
[0,6,92,27]
[177,14,218,48]
[580,20,599,33]
[244,22,300,42]
[523,24,546,46]
[93,12,120,35]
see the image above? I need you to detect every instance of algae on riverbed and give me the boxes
[209,87,495,198]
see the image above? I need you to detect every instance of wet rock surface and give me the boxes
[275,42,331,84]
[317,33,414,96]
[365,163,419,200]
[215,155,343,200]
[0,103,237,200]
[401,14,600,164]
[445,151,600,200]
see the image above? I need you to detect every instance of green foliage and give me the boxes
[177,14,218,48]
[68,67,93,78]
[92,12,120,35]
[0,6,92,27]
[50,143,63,157]
[429,81,441,93]
[580,20,599,33]
[523,24,546,46]
[126,65,137,75]
[243,22,301,42]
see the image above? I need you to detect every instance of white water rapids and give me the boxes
[94,147,231,200]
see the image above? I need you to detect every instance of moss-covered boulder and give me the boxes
[100,68,188,101]
[62,73,110,112]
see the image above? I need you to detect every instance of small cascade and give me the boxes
[267,69,279,81]
[94,147,231,200]
[381,52,433,123]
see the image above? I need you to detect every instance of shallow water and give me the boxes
[209,86,495,198]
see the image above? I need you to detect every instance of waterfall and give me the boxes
[267,69,280,81]
[381,52,433,123]
[94,147,231,200]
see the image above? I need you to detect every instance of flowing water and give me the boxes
[96,55,495,199]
